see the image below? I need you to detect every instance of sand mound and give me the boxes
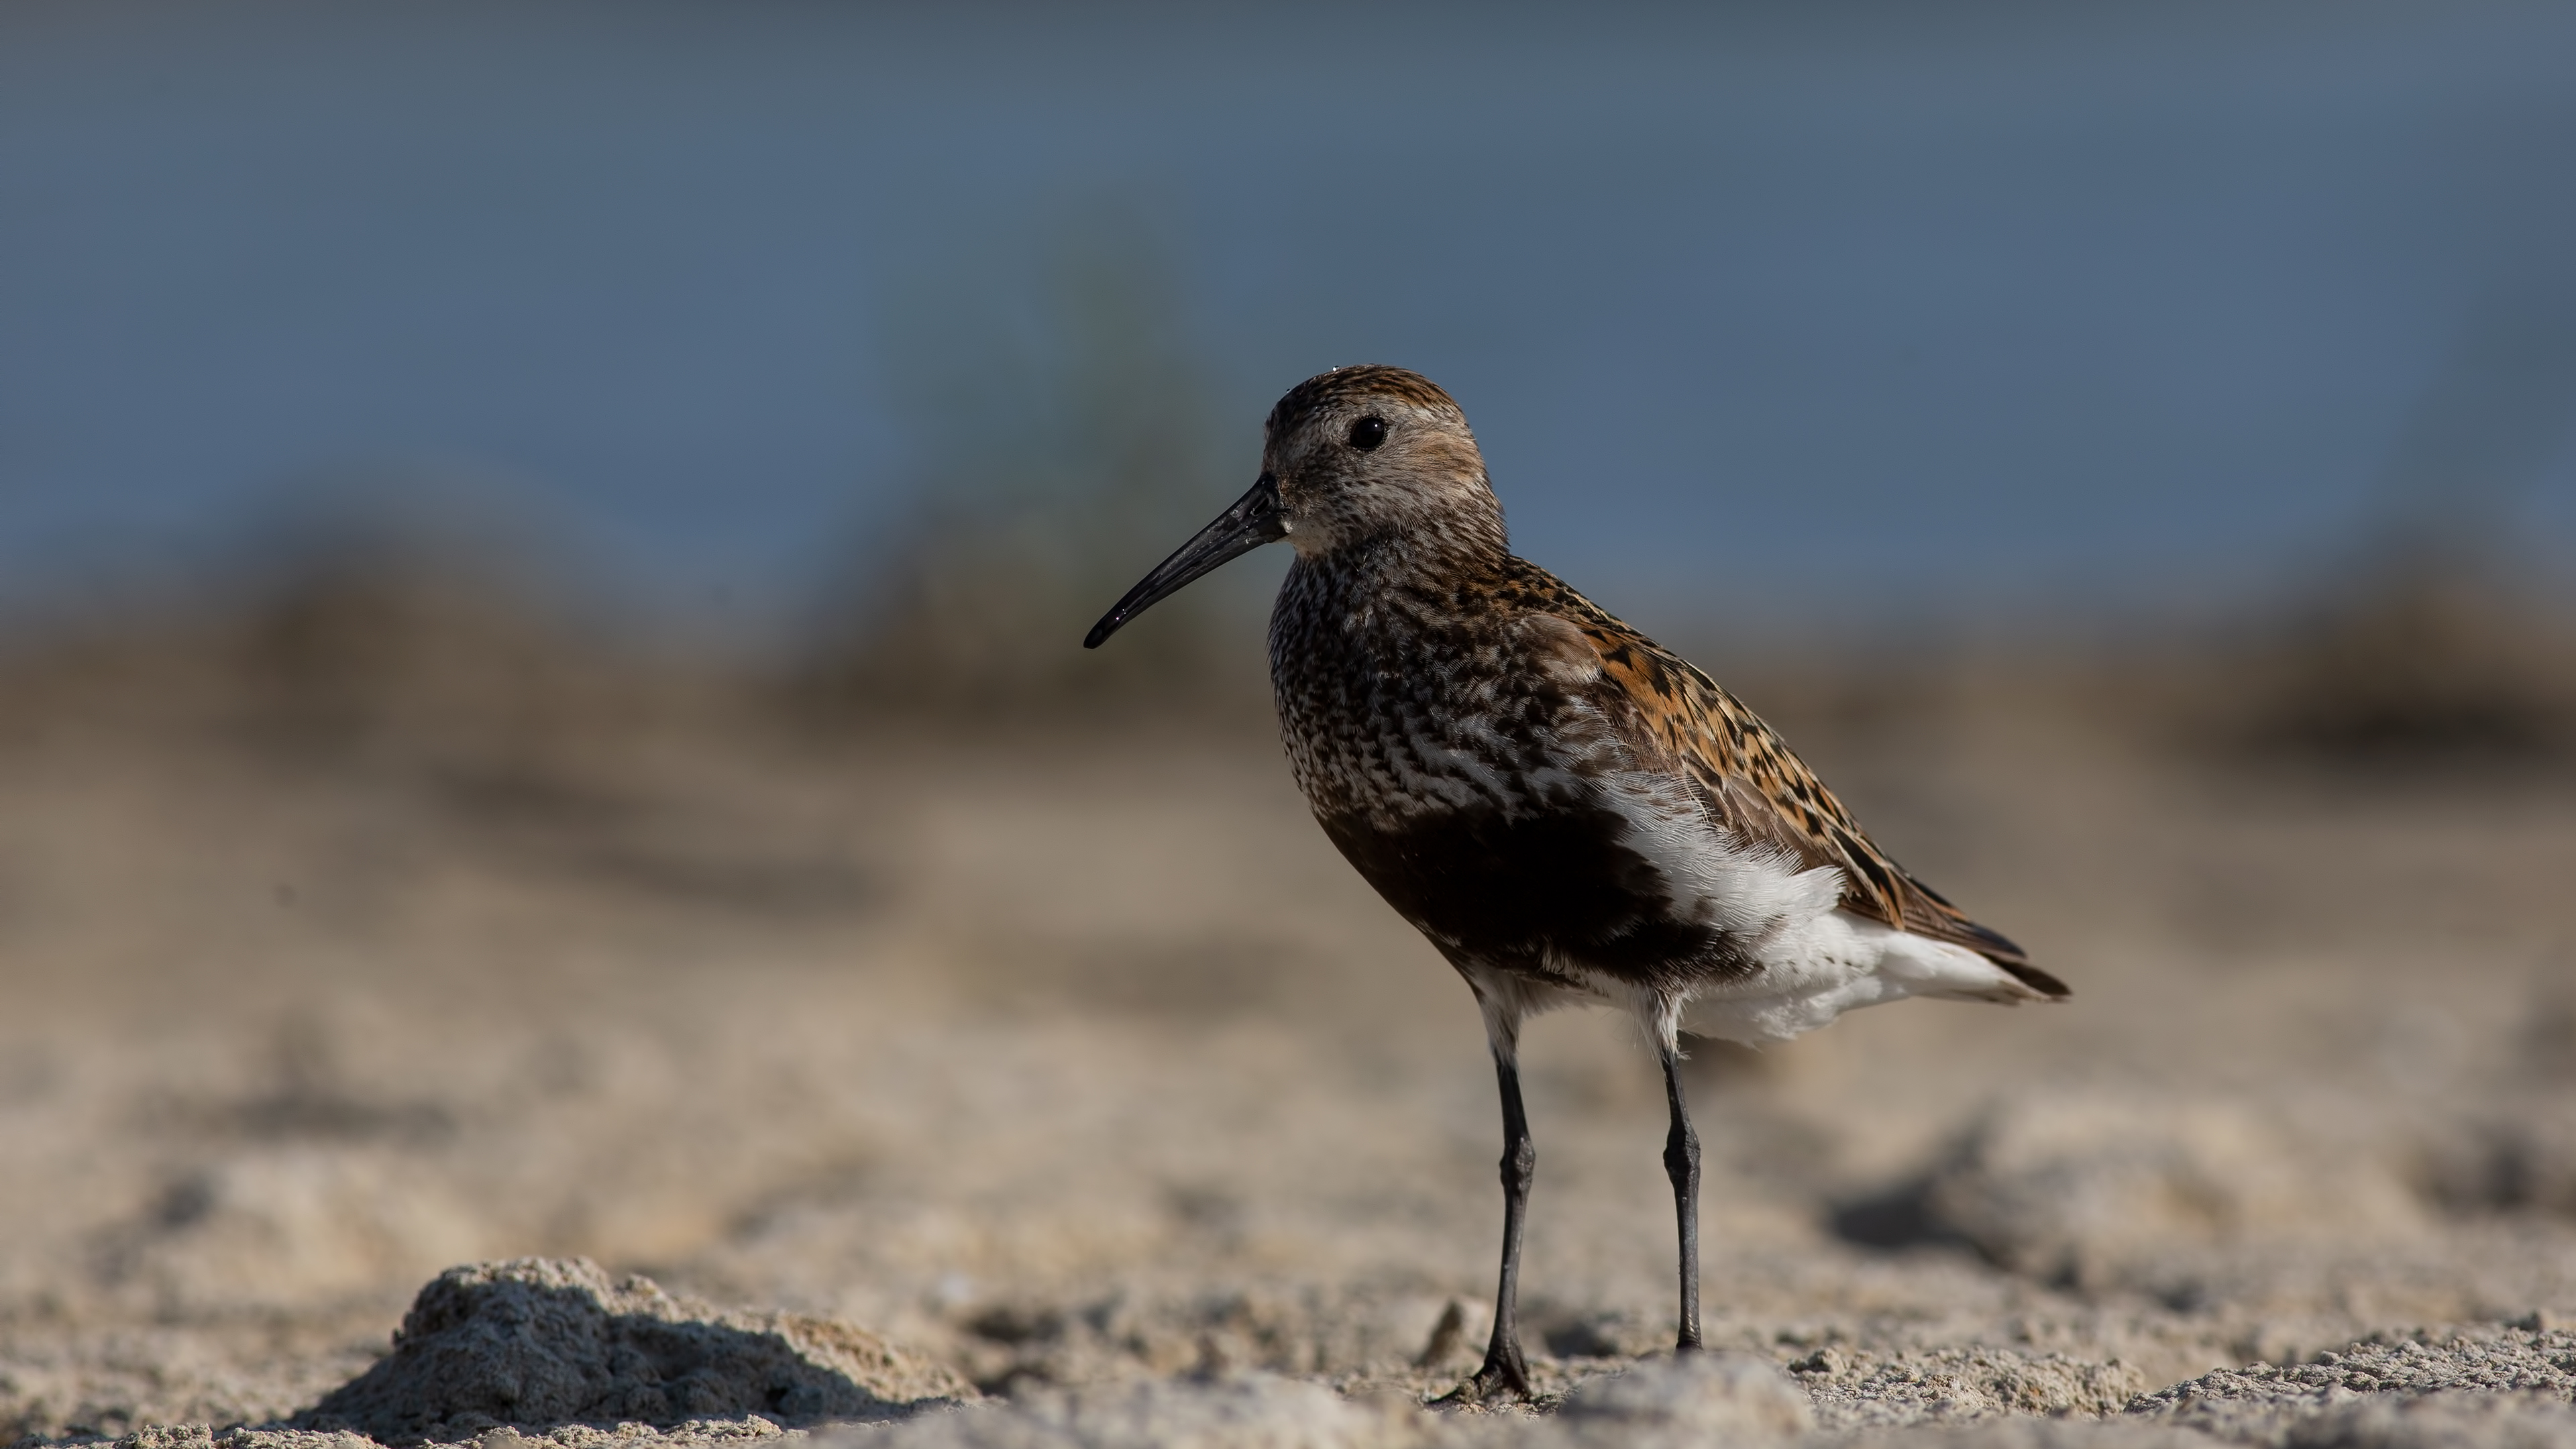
[1792,1346,2151,1430]
[2124,1326,2576,1443]
[289,1259,968,1444]
[1917,1092,2427,1290]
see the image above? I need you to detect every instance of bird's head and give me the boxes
[1085,365,1502,648]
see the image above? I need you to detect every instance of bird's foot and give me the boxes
[1434,1352,1532,1407]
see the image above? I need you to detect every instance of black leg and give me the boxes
[1453,1051,1536,1401]
[1660,1044,1703,1352]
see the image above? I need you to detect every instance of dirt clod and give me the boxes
[290,1260,967,1445]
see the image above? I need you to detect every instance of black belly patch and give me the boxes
[1318,802,1747,988]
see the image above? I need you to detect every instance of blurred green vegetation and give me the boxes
[2228,290,2576,769]
[2229,543,2576,769]
[796,201,1269,721]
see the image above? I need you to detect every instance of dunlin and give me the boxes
[1084,366,2066,1401]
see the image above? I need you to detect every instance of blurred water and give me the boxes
[4,1,2574,639]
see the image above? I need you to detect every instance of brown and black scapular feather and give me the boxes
[1484,557,2068,998]
[1085,363,2064,1403]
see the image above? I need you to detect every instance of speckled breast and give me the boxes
[1266,553,1730,985]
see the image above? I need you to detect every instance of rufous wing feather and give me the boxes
[1510,586,2066,999]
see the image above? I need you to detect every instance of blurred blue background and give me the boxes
[6,1,2575,644]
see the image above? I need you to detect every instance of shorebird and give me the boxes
[1083,365,2067,1401]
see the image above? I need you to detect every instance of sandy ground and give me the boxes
[6,616,2576,1445]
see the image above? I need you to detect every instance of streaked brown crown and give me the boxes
[1263,366,1503,561]
[1265,365,1464,442]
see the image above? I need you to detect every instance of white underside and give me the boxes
[1677,905,2039,1044]
[1454,764,2042,1054]
[1465,904,2037,1054]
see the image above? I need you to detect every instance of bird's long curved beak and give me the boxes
[1083,474,1287,649]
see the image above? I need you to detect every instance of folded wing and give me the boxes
[1505,576,2068,1000]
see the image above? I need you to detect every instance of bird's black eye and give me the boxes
[1346,416,1389,451]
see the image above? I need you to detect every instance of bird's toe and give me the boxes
[1434,1354,1534,1407]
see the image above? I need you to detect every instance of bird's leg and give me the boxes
[1660,1042,1704,1352]
[1448,1047,1536,1403]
